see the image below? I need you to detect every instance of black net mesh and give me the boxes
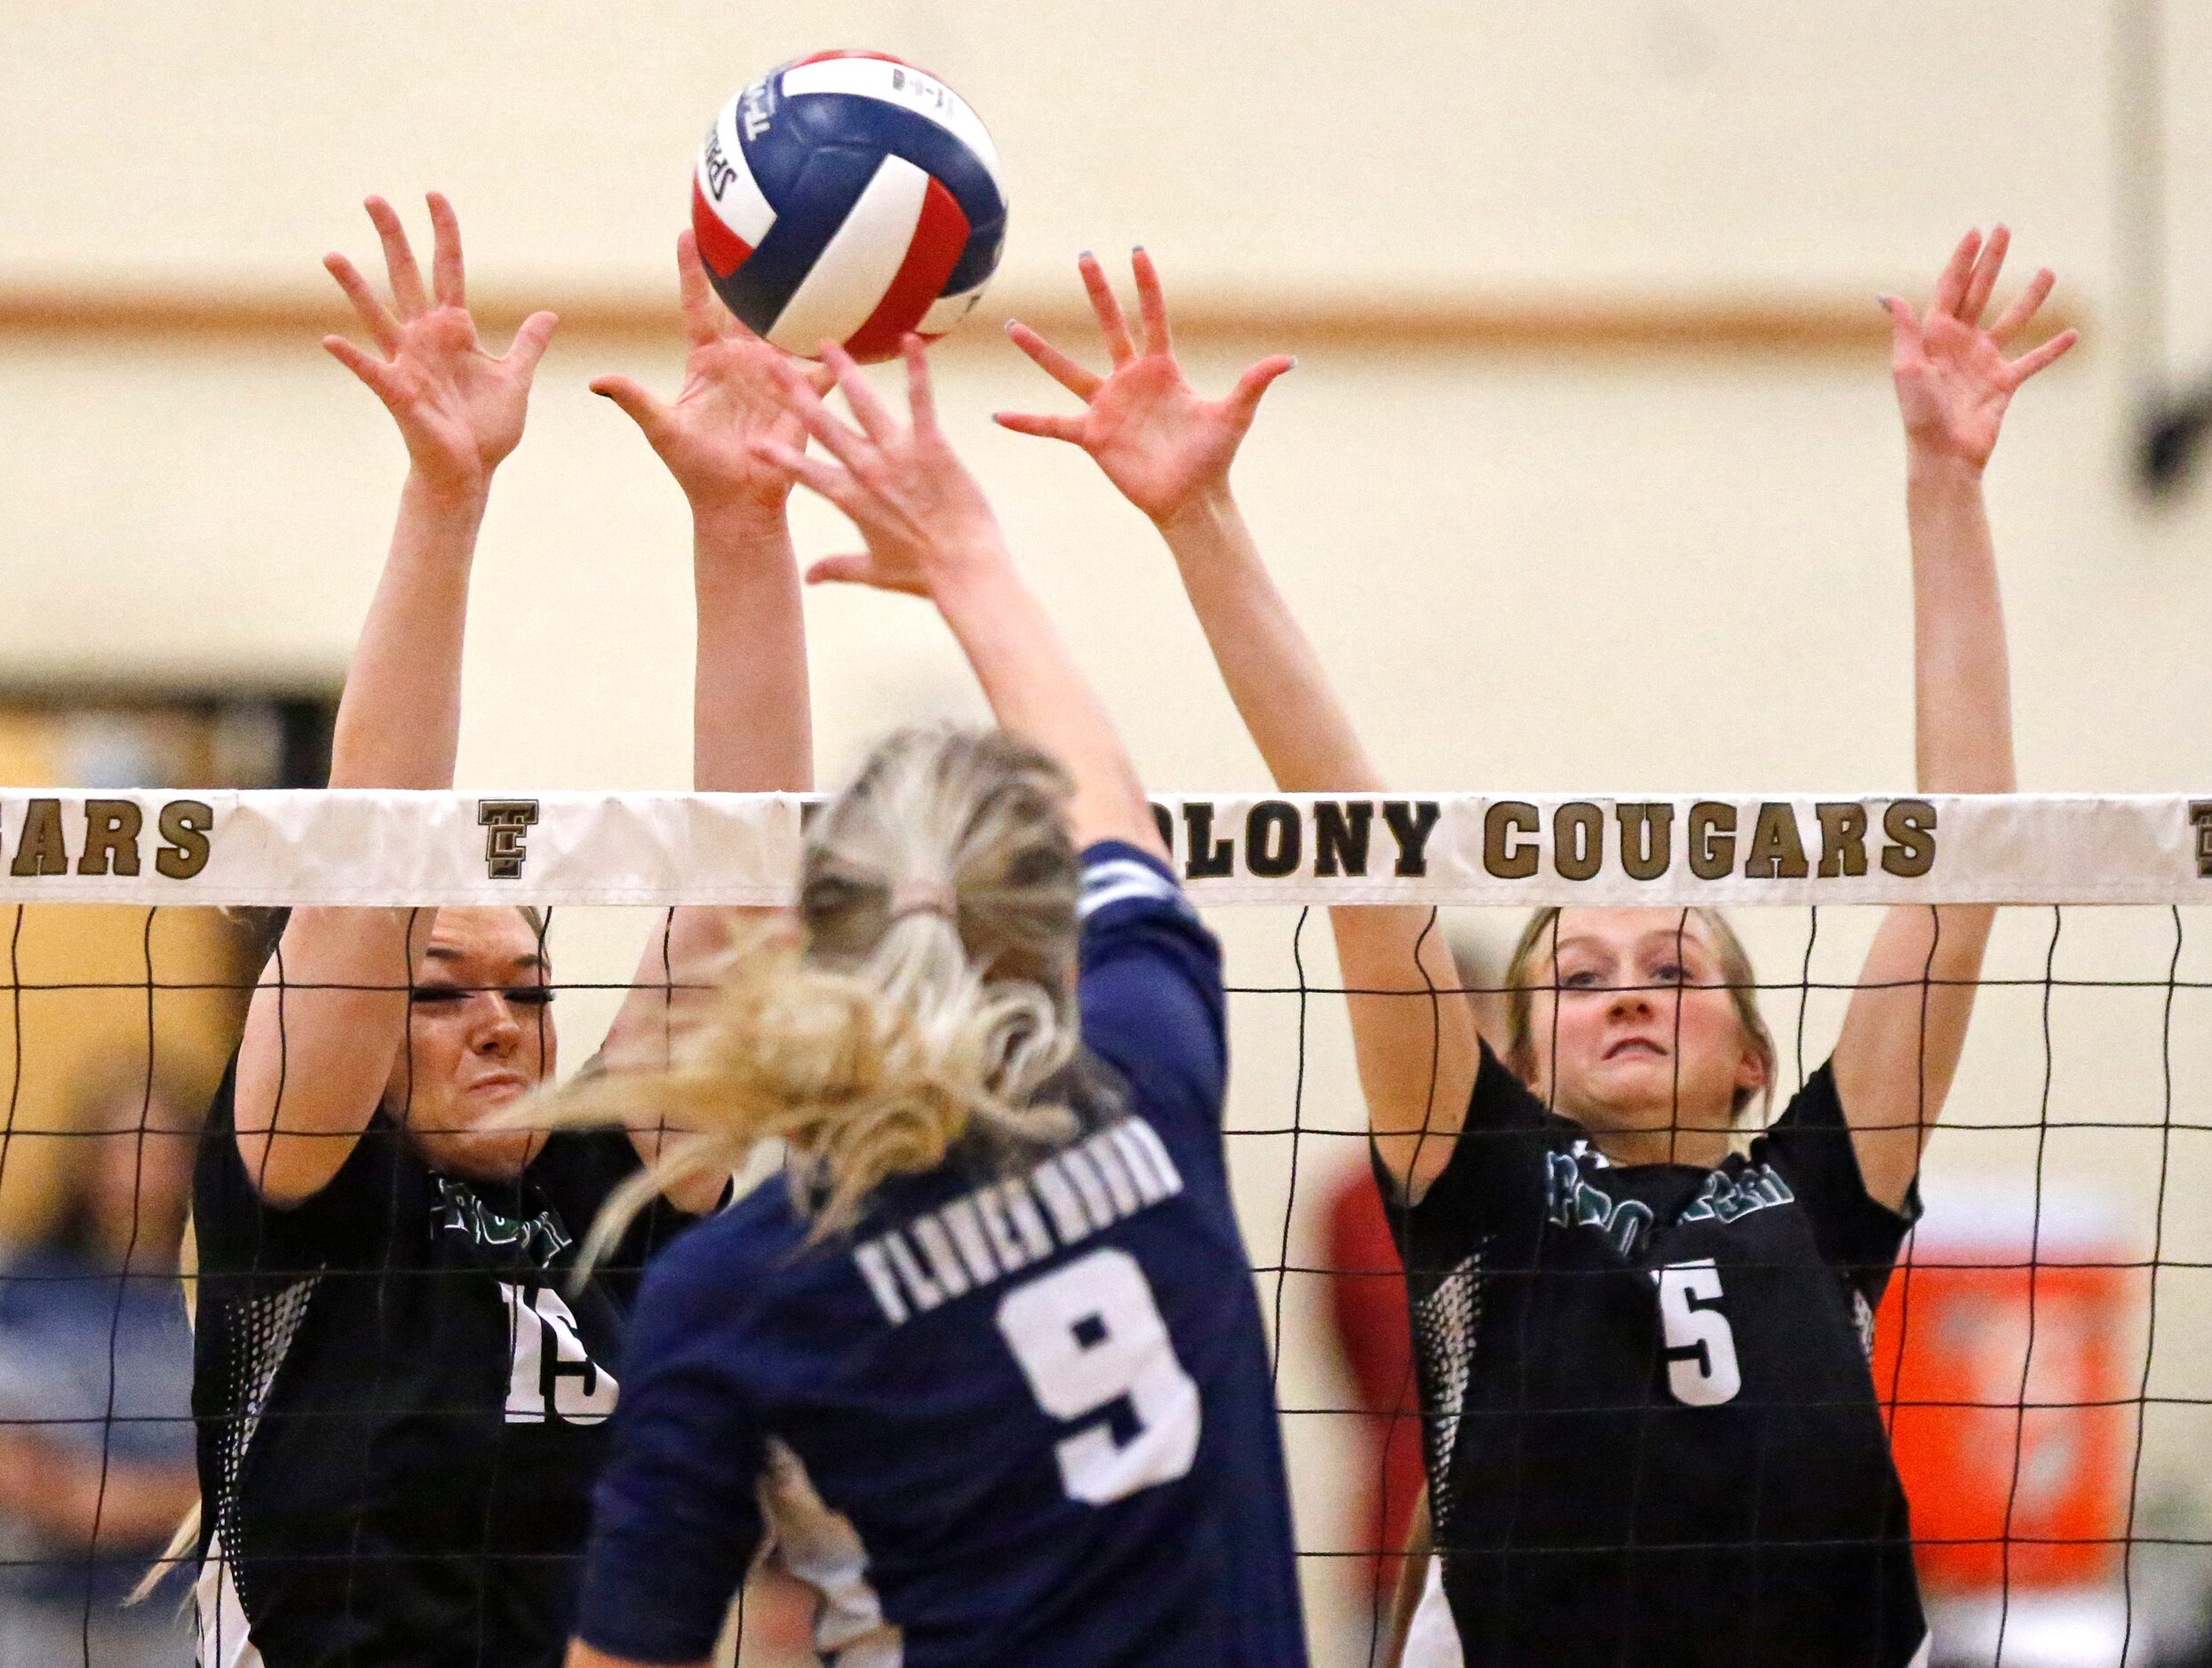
[2,891,2208,1667]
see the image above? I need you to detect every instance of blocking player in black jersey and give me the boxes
[996,231,2075,1667]
[191,200,824,1668]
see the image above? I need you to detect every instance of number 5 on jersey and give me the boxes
[1657,1259,1741,1407]
[996,1248,1202,1505]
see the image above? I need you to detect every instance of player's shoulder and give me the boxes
[632,1176,806,1329]
[1078,839,1212,949]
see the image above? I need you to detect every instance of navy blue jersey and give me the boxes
[575,843,1309,1668]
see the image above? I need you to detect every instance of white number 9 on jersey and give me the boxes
[996,1248,1203,1505]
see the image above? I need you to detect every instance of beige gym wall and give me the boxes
[4,4,2211,1658]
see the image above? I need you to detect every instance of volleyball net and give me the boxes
[1,789,2208,1667]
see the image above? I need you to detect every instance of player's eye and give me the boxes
[505,987,555,1008]
[410,986,465,1005]
[1654,961,1687,986]
[1560,968,1603,989]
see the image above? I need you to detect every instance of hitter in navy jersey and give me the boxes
[561,338,1307,1668]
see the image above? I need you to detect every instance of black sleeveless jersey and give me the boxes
[1379,1043,1927,1668]
[191,1061,697,1668]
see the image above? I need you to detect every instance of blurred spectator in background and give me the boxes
[1322,921,1507,1653]
[0,1064,200,1668]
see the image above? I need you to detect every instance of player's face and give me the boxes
[1521,909,1762,1151]
[386,907,557,1182]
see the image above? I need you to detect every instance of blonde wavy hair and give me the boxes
[1501,905,1777,1125]
[542,726,1090,1267]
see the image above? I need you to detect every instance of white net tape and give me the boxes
[0,789,2203,907]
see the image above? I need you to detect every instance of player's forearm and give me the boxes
[328,470,487,791]
[244,473,474,1193]
[1905,450,2016,796]
[601,505,811,1126]
[1156,485,1385,794]
[691,504,814,795]
[932,543,1161,856]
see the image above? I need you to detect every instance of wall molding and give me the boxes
[0,282,2057,358]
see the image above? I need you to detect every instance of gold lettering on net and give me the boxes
[1616,803,1675,881]
[1687,802,1736,880]
[78,799,143,877]
[1816,803,1870,878]
[156,800,214,879]
[1742,803,1810,880]
[2191,801,2212,878]
[479,800,541,881]
[1880,799,1937,878]
[1484,801,1539,880]
[1552,802,1603,883]
[10,799,68,877]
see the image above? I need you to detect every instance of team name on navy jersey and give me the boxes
[855,1117,1186,1325]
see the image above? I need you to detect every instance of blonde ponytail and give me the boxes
[537,727,1090,1267]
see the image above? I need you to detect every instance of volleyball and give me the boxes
[689,52,1007,362]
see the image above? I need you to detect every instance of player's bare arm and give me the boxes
[760,335,1163,855]
[1834,226,2077,1211]
[234,193,557,1206]
[999,250,1478,1197]
[566,1644,705,1668]
[590,230,830,1201]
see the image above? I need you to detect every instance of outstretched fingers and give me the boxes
[1131,247,1172,357]
[1078,252,1137,365]
[772,359,871,471]
[1226,353,1296,422]
[364,196,429,320]
[1988,267,2057,346]
[992,409,1086,442]
[2005,326,2079,385]
[505,311,559,376]
[1005,320,1102,400]
[589,373,665,436]
[675,230,725,347]
[900,335,937,433]
[750,436,855,509]
[1879,293,1922,368]
[1930,228,1982,321]
[1957,224,2009,326]
[821,342,898,444]
[322,334,397,401]
[426,192,466,311]
[804,552,925,593]
[323,253,402,355]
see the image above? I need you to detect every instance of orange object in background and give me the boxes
[1871,1195,2138,1594]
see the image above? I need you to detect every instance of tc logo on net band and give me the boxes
[479,800,541,880]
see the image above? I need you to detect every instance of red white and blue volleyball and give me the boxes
[690,52,1007,363]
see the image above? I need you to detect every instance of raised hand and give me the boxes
[322,194,556,500]
[1883,226,2076,473]
[996,250,1293,525]
[591,231,835,520]
[753,338,1006,597]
